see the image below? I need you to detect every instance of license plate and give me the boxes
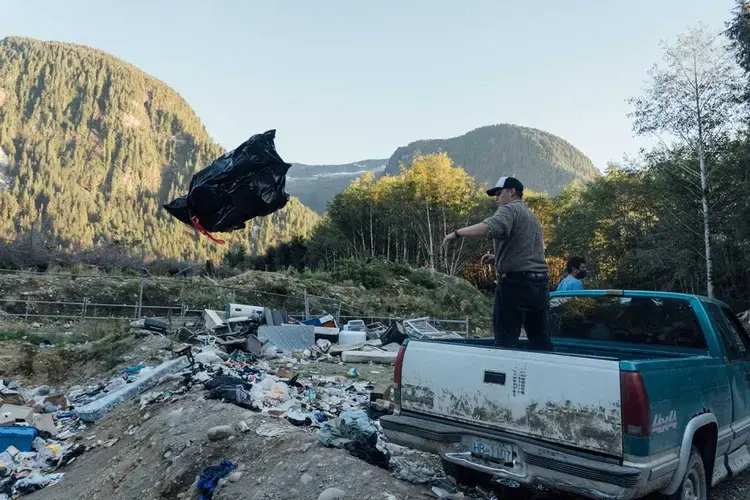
[471,439,514,464]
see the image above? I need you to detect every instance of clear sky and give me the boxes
[0,0,736,169]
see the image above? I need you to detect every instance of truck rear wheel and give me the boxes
[663,446,706,500]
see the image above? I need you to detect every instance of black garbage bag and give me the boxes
[163,129,291,243]
[343,436,391,470]
[203,375,252,391]
[206,383,259,411]
[380,322,408,345]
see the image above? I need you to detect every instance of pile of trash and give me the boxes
[0,381,105,497]
[0,305,468,497]
[138,302,463,368]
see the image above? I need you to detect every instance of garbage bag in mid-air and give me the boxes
[163,129,291,244]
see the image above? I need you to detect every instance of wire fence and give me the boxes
[0,270,470,334]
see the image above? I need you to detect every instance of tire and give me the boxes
[441,459,492,486]
[662,446,707,500]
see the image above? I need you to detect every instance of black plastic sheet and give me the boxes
[163,130,291,242]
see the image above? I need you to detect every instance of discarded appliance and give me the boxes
[144,318,168,333]
[225,304,265,320]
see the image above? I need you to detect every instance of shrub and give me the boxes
[408,269,439,289]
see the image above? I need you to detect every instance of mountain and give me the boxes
[286,159,387,213]
[384,124,599,195]
[0,37,318,262]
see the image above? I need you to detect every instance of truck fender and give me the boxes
[660,413,718,496]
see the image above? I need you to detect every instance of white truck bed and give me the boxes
[399,340,623,456]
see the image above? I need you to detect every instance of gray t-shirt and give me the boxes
[483,200,548,274]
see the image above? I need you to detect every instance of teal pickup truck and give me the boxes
[382,290,750,499]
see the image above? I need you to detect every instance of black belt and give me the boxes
[500,271,549,280]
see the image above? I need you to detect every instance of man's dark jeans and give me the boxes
[493,273,553,351]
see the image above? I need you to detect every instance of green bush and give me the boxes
[392,263,413,277]
[331,259,389,289]
[358,263,389,289]
[408,269,439,289]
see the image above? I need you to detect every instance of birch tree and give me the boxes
[629,24,745,297]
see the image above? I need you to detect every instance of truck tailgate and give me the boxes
[400,341,623,456]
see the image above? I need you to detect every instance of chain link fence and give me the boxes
[0,270,469,334]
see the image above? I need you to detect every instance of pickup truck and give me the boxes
[381,290,750,500]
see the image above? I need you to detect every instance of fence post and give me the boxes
[465,316,470,338]
[335,302,341,325]
[24,299,30,322]
[137,277,145,319]
[304,291,310,320]
[81,297,88,321]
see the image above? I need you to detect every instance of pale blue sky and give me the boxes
[0,1,735,169]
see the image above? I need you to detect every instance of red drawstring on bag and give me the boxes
[190,216,226,244]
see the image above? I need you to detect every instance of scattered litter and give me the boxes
[317,410,390,469]
[197,460,236,500]
[256,423,295,437]
[76,356,190,422]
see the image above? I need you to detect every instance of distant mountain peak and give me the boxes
[385,123,598,196]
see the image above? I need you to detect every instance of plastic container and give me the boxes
[0,426,38,452]
[225,304,265,320]
[344,320,366,332]
[339,330,367,346]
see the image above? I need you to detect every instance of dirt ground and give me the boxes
[25,381,440,500]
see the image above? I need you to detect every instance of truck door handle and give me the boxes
[484,371,506,385]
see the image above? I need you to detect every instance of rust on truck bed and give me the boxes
[402,382,622,456]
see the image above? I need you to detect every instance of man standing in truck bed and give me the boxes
[442,176,552,351]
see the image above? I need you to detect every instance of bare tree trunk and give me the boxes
[386,230,391,261]
[425,199,434,270]
[369,203,375,258]
[699,144,714,298]
[441,202,449,273]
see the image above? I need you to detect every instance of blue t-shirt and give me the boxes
[557,276,583,291]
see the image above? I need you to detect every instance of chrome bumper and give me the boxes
[381,413,673,500]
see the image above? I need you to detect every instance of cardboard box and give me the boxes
[32,413,57,436]
[43,394,69,410]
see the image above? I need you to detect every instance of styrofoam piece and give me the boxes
[341,350,398,364]
[314,327,340,335]
[258,325,315,353]
[75,356,189,422]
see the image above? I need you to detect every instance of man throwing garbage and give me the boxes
[442,176,552,351]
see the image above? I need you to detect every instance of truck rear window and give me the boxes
[549,296,706,348]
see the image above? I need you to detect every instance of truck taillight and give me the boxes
[620,371,651,438]
[394,342,408,387]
